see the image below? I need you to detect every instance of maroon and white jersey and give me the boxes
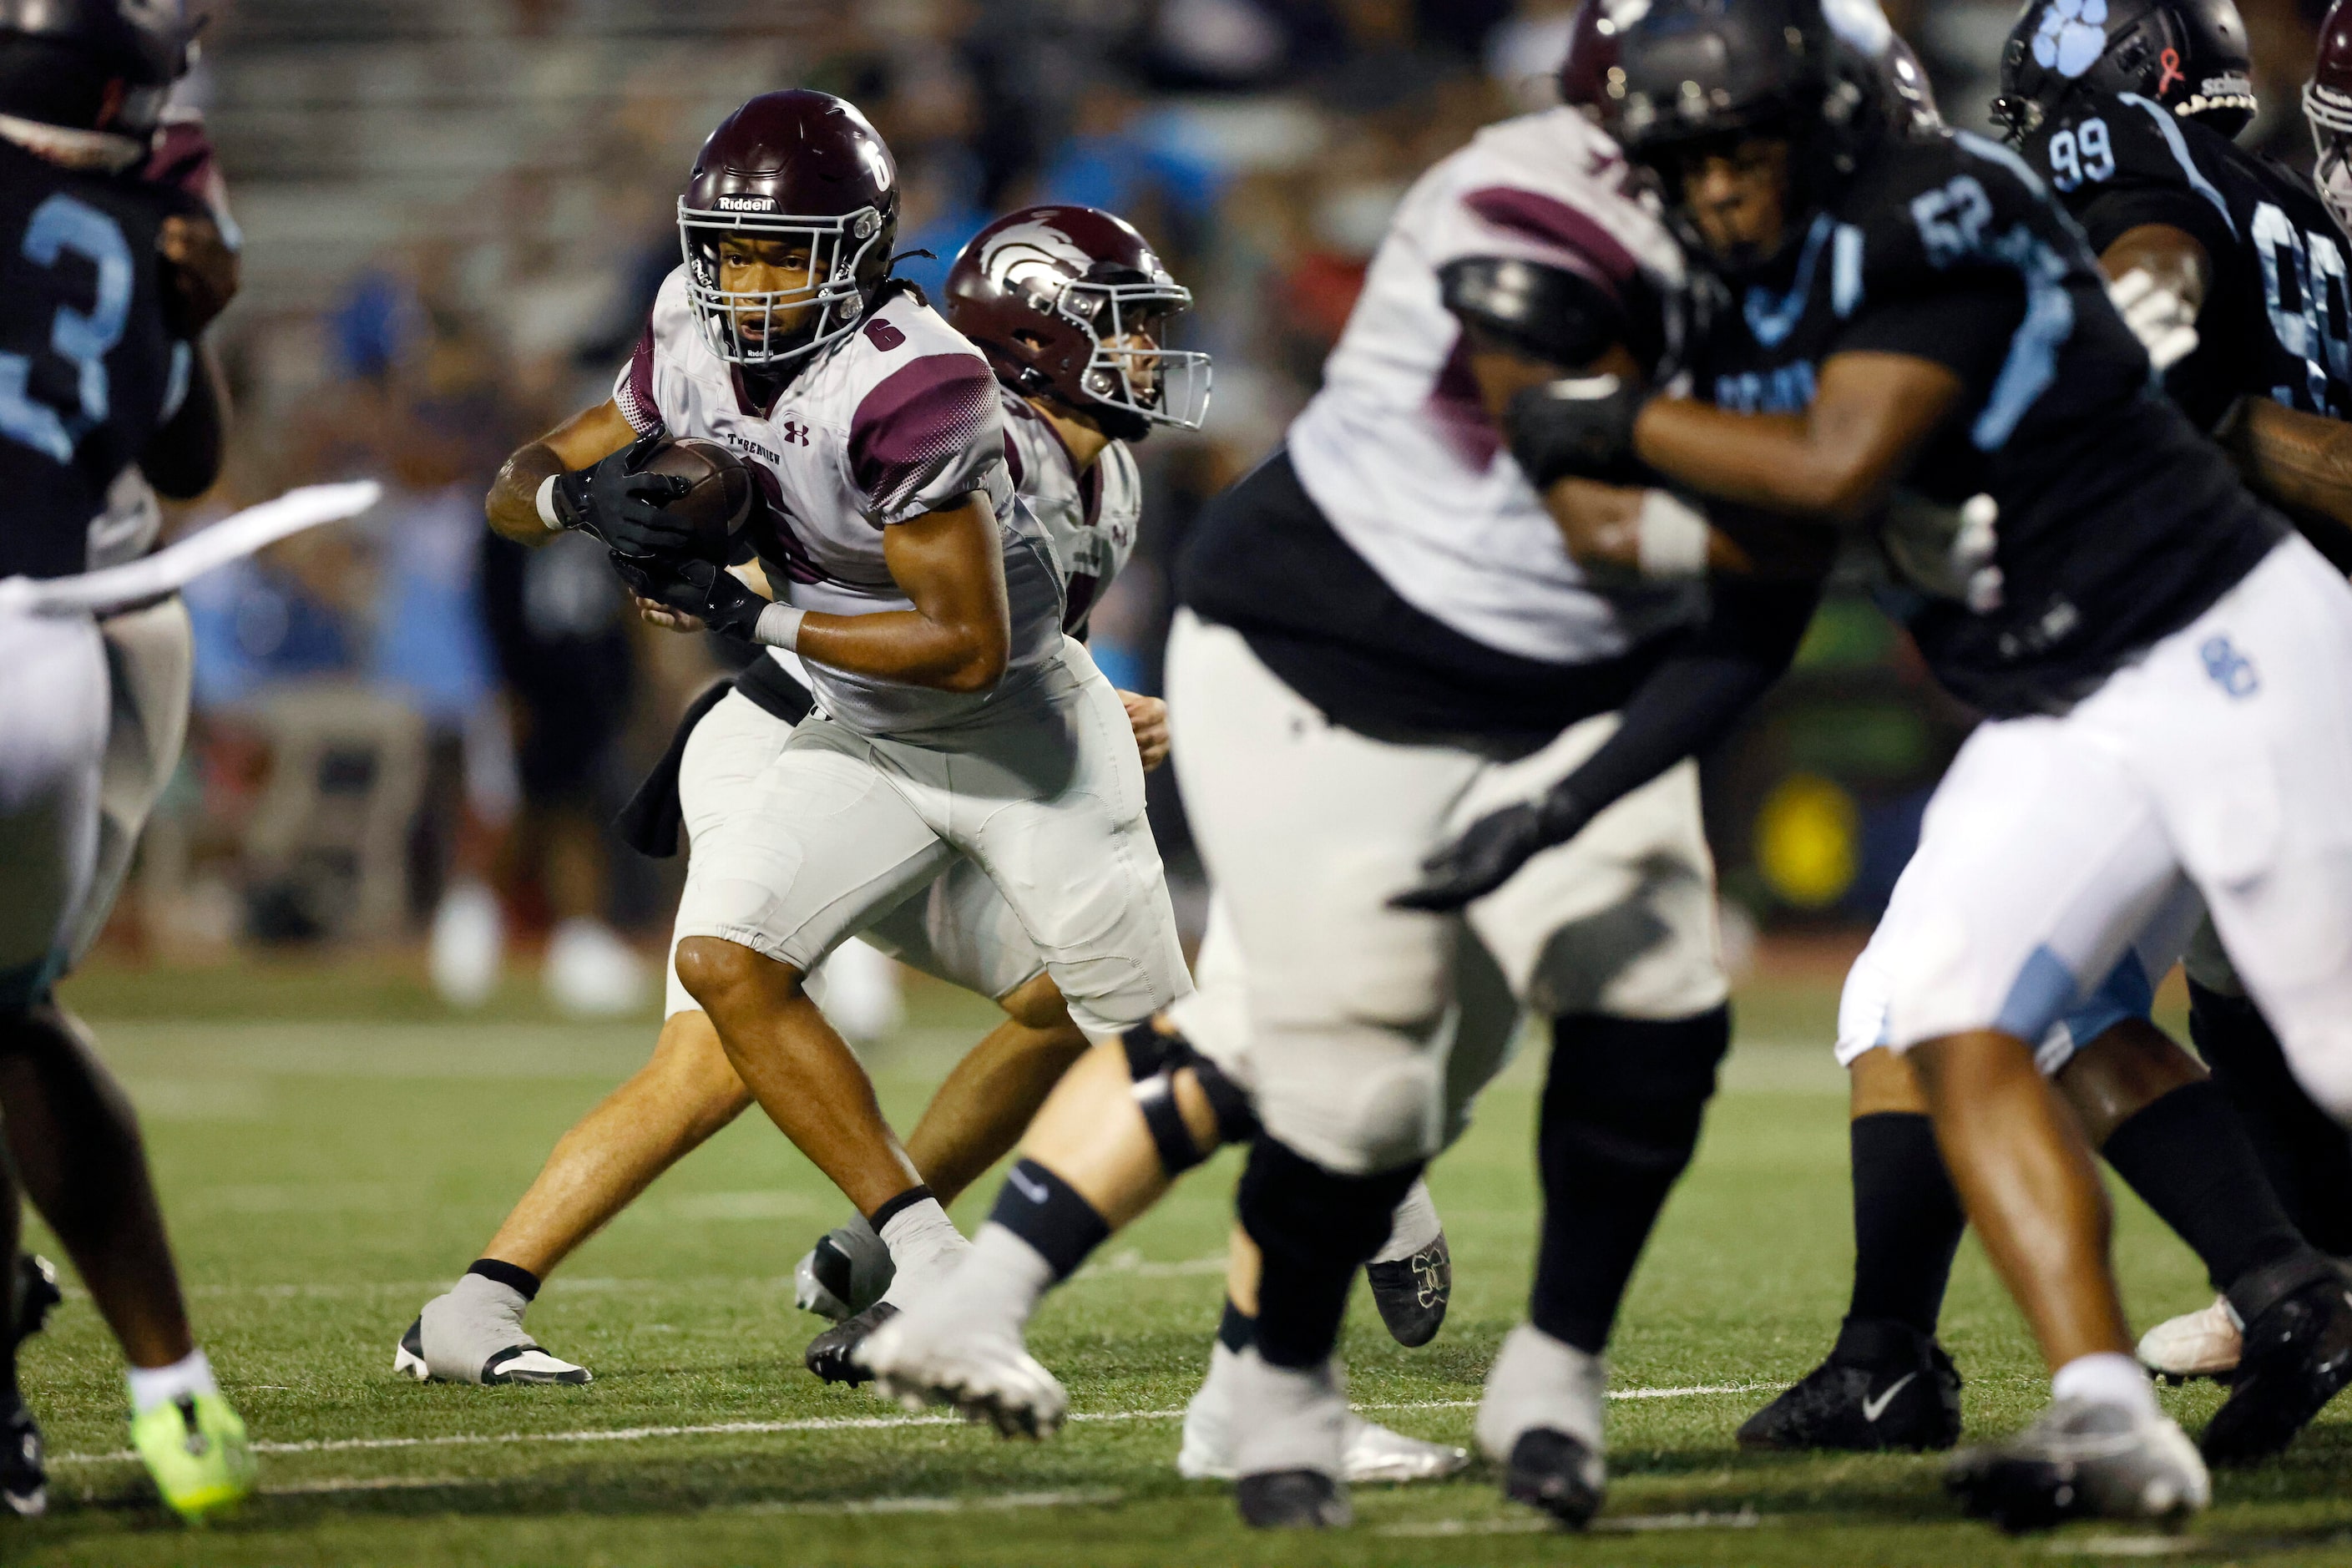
[999,389,1139,637]
[619,270,1063,734]
[1285,108,1698,665]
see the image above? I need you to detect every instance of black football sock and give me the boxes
[1844,1111,1966,1338]
[2100,1078,2315,1296]
[986,1158,1110,1282]
[1238,1138,1419,1370]
[466,1257,542,1302]
[1530,1008,1730,1354]
[1217,1296,1256,1353]
[2188,981,2352,1256]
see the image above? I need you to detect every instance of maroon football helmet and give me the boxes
[1555,1,1620,114]
[677,89,899,368]
[2311,0,2352,233]
[943,204,1210,438]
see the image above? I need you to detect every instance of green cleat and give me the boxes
[129,1392,255,1524]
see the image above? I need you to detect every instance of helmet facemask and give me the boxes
[1055,274,1212,432]
[677,200,889,367]
[2311,80,2352,235]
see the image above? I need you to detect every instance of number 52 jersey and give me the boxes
[2017,91,2352,429]
[0,138,198,582]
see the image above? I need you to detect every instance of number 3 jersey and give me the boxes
[617,270,1063,735]
[0,138,200,582]
[1692,128,2282,718]
[2016,91,2352,430]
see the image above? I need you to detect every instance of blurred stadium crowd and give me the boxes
[123,0,2333,1009]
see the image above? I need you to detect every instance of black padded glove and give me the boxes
[609,551,767,641]
[1504,372,1649,488]
[1392,787,1596,913]
[552,431,691,556]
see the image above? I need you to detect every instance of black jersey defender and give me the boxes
[2016,93,2352,430]
[0,136,199,581]
[1689,126,2282,718]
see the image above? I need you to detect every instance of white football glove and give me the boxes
[2107,267,2200,372]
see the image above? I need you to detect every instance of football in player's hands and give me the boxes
[637,438,756,563]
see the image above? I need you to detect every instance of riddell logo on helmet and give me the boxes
[716,196,776,212]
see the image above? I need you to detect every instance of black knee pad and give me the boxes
[1237,1137,1422,1368]
[1122,1024,1258,1178]
[1540,1007,1731,1161]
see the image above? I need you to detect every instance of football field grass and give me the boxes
[14,959,2352,1566]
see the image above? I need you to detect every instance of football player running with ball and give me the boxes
[1511,0,2352,1530]
[408,93,1193,1386]
[1746,0,2352,1462]
[861,7,1824,1529]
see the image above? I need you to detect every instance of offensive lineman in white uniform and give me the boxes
[862,18,1823,1529]
[426,93,1193,1381]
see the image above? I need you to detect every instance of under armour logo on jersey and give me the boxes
[2201,635,2260,698]
[2033,0,2110,80]
[777,420,811,448]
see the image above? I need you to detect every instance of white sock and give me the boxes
[2052,1351,2159,1417]
[451,1270,530,1326]
[1475,1323,1607,1459]
[940,1222,1059,1332]
[876,1196,964,1272]
[126,1347,218,1416]
[1372,1176,1442,1264]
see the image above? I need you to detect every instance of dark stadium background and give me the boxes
[128,0,2333,992]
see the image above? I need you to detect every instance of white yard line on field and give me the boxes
[48,1384,1772,1468]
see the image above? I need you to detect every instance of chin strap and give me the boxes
[0,114,144,172]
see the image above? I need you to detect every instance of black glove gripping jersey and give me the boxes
[1694,129,2283,718]
[0,139,193,581]
[2018,91,2352,429]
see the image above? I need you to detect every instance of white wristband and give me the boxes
[1635,489,1712,579]
[534,473,565,533]
[753,602,807,650]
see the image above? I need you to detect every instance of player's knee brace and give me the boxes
[1237,1136,1423,1369]
[1122,1024,1257,1179]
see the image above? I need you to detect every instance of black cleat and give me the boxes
[12,1257,58,1350]
[1737,1316,1962,1452]
[1235,1469,1350,1529]
[806,1302,898,1385]
[1947,1399,2206,1533]
[1503,1427,1605,1529]
[0,1396,43,1518]
[1366,1233,1450,1348]
[2202,1266,2352,1465]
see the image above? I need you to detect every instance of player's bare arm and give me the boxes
[484,397,640,544]
[1633,352,1965,525]
[2220,397,2352,547]
[787,492,1012,693]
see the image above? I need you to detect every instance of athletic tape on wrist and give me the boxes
[534,474,564,532]
[753,602,806,650]
[1635,490,1712,579]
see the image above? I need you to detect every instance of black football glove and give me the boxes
[552,431,692,556]
[1504,372,1650,488]
[609,551,767,641]
[1391,786,1596,913]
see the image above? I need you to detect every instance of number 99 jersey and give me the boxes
[0,138,194,582]
[2018,91,2352,430]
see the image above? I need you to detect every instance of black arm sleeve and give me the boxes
[1545,574,1823,826]
[1439,255,1631,371]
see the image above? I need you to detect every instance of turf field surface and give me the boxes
[13,959,2352,1567]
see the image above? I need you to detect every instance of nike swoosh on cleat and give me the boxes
[1006,1168,1049,1204]
[1860,1372,1918,1424]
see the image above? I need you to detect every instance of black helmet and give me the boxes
[0,0,192,139]
[1991,0,2255,144]
[1605,0,1894,267]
